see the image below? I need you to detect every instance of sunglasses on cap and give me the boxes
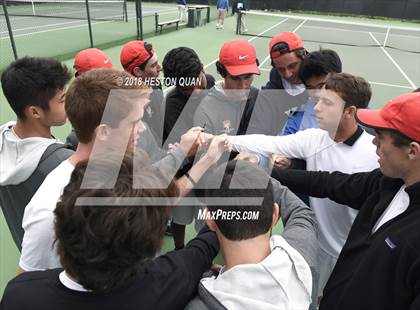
[270,42,307,59]
[122,42,154,69]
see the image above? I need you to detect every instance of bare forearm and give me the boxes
[176,154,215,197]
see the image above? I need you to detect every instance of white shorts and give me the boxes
[218,8,226,19]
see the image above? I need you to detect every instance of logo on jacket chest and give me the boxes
[146,105,153,118]
[220,120,235,134]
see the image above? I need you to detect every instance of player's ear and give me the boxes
[205,208,217,231]
[95,124,111,141]
[272,203,280,226]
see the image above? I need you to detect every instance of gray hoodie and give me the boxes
[194,82,258,135]
[185,178,319,310]
[0,121,59,186]
[0,121,69,249]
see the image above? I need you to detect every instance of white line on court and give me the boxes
[291,24,420,41]
[0,17,130,39]
[5,5,175,22]
[258,18,307,68]
[246,10,420,32]
[369,81,414,89]
[368,32,416,89]
[383,26,391,47]
[1,8,177,38]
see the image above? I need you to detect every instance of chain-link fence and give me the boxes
[247,0,420,20]
[0,0,218,71]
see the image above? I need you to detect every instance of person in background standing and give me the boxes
[176,0,187,23]
[216,0,229,29]
[232,0,247,32]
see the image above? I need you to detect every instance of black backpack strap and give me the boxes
[236,87,259,136]
[228,87,259,161]
[0,143,73,250]
[37,143,74,174]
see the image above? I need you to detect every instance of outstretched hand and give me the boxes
[203,134,231,165]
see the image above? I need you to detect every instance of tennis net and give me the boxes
[237,10,420,54]
[2,0,128,21]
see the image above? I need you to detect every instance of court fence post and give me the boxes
[84,0,94,47]
[123,0,128,22]
[2,0,18,60]
[136,0,143,40]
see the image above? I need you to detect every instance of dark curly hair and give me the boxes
[1,56,71,119]
[54,153,179,292]
[162,47,202,87]
[298,49,342,85]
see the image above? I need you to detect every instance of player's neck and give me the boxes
[68,142,93,166]
[221,233,271,271]
[333,121,358,143]
[403,163,420,187]
[13,119,51,139]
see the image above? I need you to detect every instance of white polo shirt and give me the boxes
[231,127,379,259]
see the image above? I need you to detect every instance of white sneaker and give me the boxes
[220,25,224,29]
[216,23,220,29]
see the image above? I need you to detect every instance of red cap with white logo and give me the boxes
[74,48,113,75]
[219,39,260,76]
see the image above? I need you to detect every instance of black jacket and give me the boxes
[0,227,219,310]
[232,0,246,14]
[272,168,420,310]
[145,86,165,146]
[263,67,285,90]
[163,74,215,144]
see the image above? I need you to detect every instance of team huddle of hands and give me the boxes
[167,127,290,169]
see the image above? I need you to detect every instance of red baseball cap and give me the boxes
[269,32,304,58]
[219,40,260,76]
[74,48,113,75]
[356,92,420,142]
[120,40,155,75]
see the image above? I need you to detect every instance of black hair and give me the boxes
[204,160,275,241]
[299,49,342,85]
[374,128,416,147]
[162,47,202,87]
[1,57,71,119]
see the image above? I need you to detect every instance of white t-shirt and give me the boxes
[19,160,74,271]
[281,77,306,96]
[372,185,409,233]
[59,271,89,292]
[231,128,379,259]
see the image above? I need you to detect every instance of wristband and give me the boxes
[185,172,197,186]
